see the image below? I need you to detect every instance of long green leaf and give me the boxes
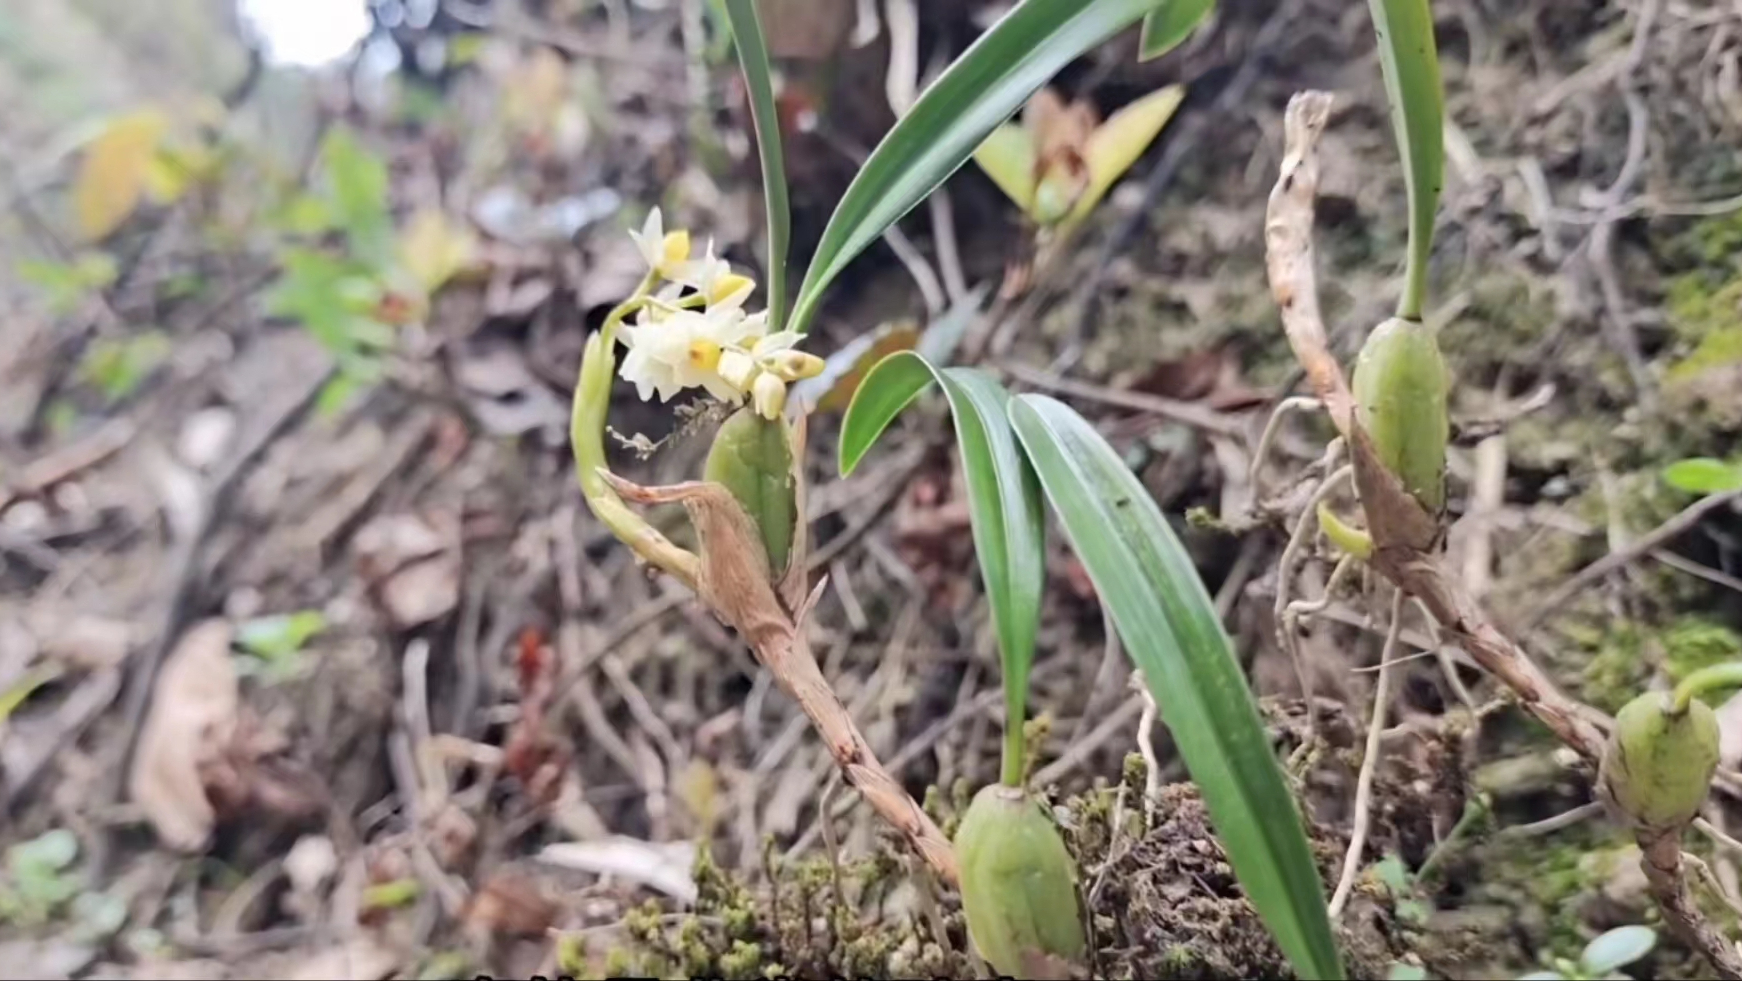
[1367,0,1443,321]
[1008,394,1345,981]
[841,352,1045,786]
[724,0,791,331]
[1138,0,1214,61]
[787,0,1162,336]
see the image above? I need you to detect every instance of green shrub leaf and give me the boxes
[1580,924,1657,975]
[1662,457,1742,496]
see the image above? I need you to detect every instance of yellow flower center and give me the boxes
[687,339,722,371]
[660,230,691,269]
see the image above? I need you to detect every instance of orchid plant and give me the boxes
[571,1,1347,979]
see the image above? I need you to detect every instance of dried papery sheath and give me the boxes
[1351,316,1449,514]
[955,784,1087,980]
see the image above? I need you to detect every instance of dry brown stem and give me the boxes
[1642,831,1742,979]
[599,471,960,887]
[1264,88,1739,974]
[1264,91,1354,437]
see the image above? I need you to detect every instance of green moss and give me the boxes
[1658,209,1742,275]
[1473,823,1636,965]
[1666,274,1742,380]
[718,939,763,980]
[1573,615,1742,716]
[1664,617,1742,684]
[601,946,634,979]
[1446,273,1557,363]
[1578,620,1649,714]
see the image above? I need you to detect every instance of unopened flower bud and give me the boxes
[1351,316,1449,513]
[708,273,755,308]
[1599,690,1720,835]
[751,372,787,421]
[955,785,1087,980]
[761,350,826,383]
[717,350,757,392]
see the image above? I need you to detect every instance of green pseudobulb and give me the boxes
[1351,316,1449,514]
[703,406,794,575]
[954,784,1086,980]
[1600,690,1720,834]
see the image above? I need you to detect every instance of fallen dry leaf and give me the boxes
[276,935,399,981]
[74,109,169,241]
[501,628,567,807]
[198,711,325,828]
[375,559,461,630]
[128,619,239,852]
[464,869,559,939]
[449,341,569,437]
[35,614,133,671]
[397,208,478,295]
[353,512,461,629]
[535,836,698,903]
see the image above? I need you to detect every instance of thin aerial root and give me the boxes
[1329,588,1406,918]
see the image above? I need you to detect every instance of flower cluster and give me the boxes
[618,209,823,420]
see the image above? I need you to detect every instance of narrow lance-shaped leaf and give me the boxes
[787,0,1165,336]
[1008,394,1345,981]
[724,0,791,331]
[1367,0,1444,321]
[841,352,1044,786]
[1138,0,1215,62]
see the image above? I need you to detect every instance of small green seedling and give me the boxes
[0,829,82,927]
[235,609,328,683]
[1517,924,1657,981]
[1662,456,1742,496]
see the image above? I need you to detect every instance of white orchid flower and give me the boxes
[672,239,756,311]
[628,208,691,280]
[619,308,748,403]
